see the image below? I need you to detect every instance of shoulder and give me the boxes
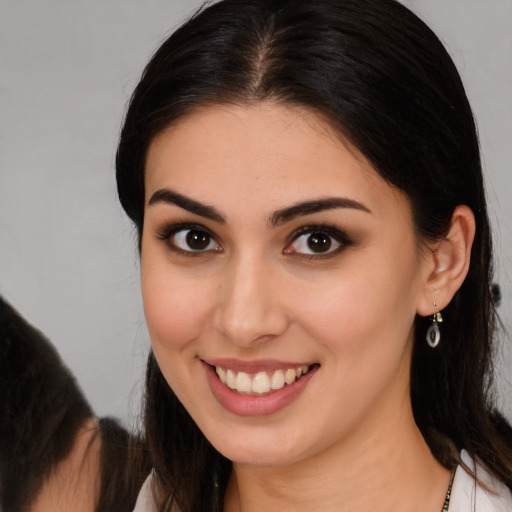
[133,472,160,512]
[133,472,187,512]
[133,469,176,512]
[450,450,512,512]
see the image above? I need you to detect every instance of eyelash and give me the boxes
[285,224,353,259]
[155,223,220,257]
[155,222,352,259]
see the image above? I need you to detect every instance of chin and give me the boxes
[201,421,314,468]
[219,443,302,468]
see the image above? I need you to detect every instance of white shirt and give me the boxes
[449,450,512,512]
[133,471,157,512]
[133,452,512,512]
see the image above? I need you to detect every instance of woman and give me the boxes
[115,0,512,510]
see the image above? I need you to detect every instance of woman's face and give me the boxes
[141,103,433,467]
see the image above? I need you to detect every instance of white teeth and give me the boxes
[216,366,226,383]
[270,369,285,390]
[252,372,270,394]
[297,365,308,377]
[214,365,311,395]
[235,372,252,393]
[226,369,236,389]
[284,368,296,385]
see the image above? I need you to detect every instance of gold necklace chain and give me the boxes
[441,468,456,512]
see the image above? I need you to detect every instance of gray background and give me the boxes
[0,0,510,425]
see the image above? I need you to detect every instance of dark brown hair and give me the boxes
[116,1,512,510]
[0,297,150,512]
[0,297,94,511]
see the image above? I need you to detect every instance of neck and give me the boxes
[224,396,450,512]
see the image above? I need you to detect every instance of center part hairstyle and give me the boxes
[116,0,512,510]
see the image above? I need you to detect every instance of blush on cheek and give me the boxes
[142,284,201,349]
[303,289,370,340]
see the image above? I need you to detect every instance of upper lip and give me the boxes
[202,358,316,373]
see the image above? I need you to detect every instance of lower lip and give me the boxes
[202,362,318,417]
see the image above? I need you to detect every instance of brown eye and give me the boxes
[186,230,211,250]
[286,227,348,257]
[306,233,332,253]
[171,228,220,252]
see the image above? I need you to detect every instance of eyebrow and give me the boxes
[148,188,371,226]
[270,197,371,227]
[148,188,225,223]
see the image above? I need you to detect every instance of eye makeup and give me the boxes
[154,218,354,262]
[155,222,222,257]
[284,224,353,259]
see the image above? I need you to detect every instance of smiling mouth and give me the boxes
[213,365,316,396]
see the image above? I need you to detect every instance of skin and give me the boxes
[141,102,474,512]
[29,419,101,512]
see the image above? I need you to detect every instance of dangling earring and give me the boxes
[426,302,443,348]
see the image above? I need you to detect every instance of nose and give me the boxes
[213,254,289,347]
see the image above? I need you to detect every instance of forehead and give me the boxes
[144,102,411,223]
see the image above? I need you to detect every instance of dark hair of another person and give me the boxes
[0,297,93,512]
[0,297,150,512]
[115,0,512,510]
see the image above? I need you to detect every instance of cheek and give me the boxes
[294,250,420,358]
[296,285,385,364]
[141,263,213,352]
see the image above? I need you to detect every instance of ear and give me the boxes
[416,205,476,316]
